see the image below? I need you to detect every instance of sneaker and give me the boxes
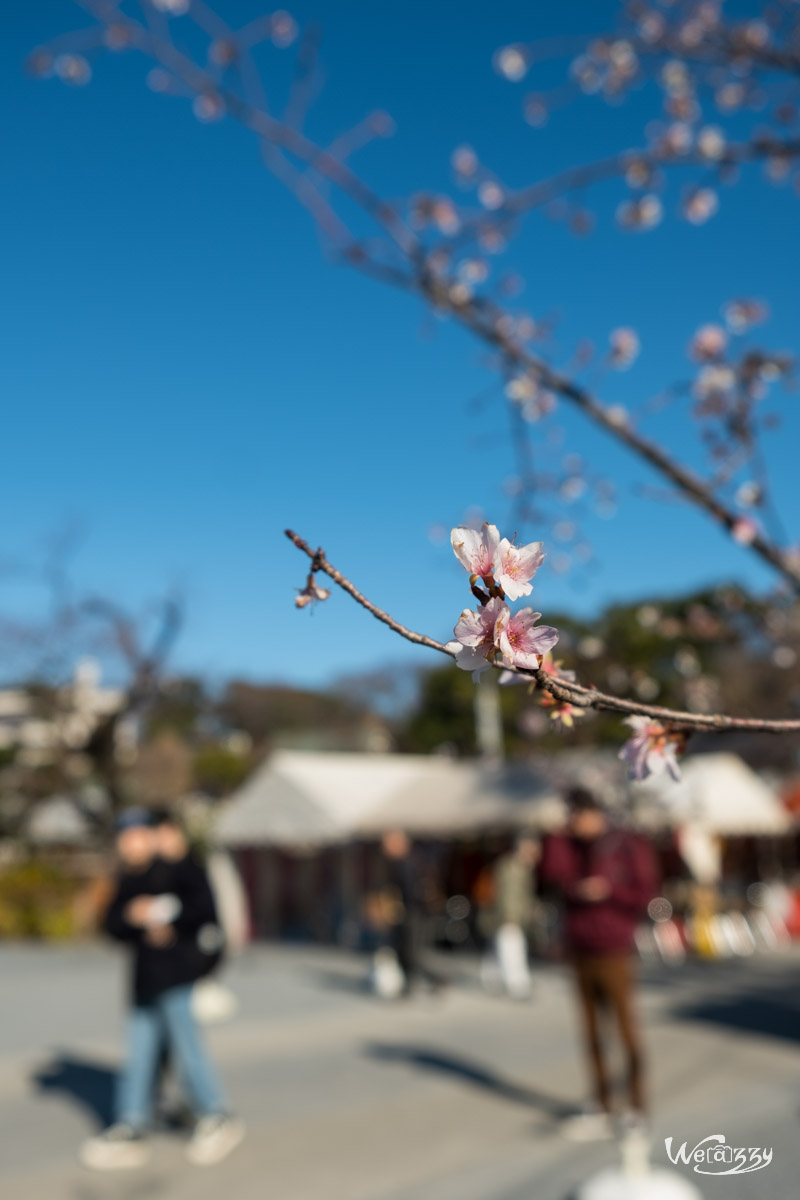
[80,1123,150,1170]
[186,1115,245,1166]
[560,1106,615,1142]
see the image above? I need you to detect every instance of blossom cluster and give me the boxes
[618,716,684,782]
[445,526,686,780]
[445,523,559,680]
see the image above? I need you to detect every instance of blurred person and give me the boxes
[489,834,541,1000]
[80,808,243,1171]
[381,830,445,996]
[539,788,658,1142]
[151,807,249,956]
[364,887,406,999]
[151,807,239,1024]
[149,808,234,1119]
[149,807,227,981]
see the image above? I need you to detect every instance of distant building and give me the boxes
[0,659,128,764]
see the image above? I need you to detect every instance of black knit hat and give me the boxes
[565,786,602,812]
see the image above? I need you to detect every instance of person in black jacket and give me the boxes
[148,807,225,990]
[80,808,243,1171]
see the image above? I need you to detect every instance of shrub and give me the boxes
[0,860,79,939]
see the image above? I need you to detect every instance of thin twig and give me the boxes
[285,530,450,656]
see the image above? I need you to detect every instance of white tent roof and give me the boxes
[631,753,790,836]
[217,751,559,846]
[356,759,560,836]
[215,764,339,846]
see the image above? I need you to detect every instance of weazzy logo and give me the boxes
[665,1134,772,1176]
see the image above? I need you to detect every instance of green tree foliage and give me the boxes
[192,745,252,797]
[399,665,480,757]
[218,681,372,751]
[145,677,208,737]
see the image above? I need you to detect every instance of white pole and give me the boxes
[474,674,504,764]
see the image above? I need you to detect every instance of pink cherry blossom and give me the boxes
[494,537,545,600]
[618,716,681,781]
[450,523,500,578]
[697,125,726,161]
[478,180,505,210]
[495,606,559,670]
[451,144,478,177]
[446,597,508,679]
[608,327,640,369]
[494,44,529,82]
[295,582,331,609]
[689,323,727,362]
[683,187,719,225]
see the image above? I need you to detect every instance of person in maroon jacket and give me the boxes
[539,786,658,1141]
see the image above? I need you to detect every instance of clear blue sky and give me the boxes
[3,0,798,688]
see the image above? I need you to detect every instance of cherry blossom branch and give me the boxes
[285,528,800,735]
[39,3,800,594]
[450,134,800,246]
[433,290,800,592]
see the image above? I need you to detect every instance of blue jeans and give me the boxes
[116,984,227,1129]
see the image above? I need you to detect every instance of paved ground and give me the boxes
[0,943,798,1199]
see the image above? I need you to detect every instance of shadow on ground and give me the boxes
[364,1042,572,1119]
[672,990,800,1043]
[33,1053,117,1128]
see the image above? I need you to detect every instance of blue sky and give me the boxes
[3,0,798,688]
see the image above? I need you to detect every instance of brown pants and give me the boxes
[573,953,645,1114]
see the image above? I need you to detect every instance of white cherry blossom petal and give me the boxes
[494,537,545,600]
[450,523,501,576]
